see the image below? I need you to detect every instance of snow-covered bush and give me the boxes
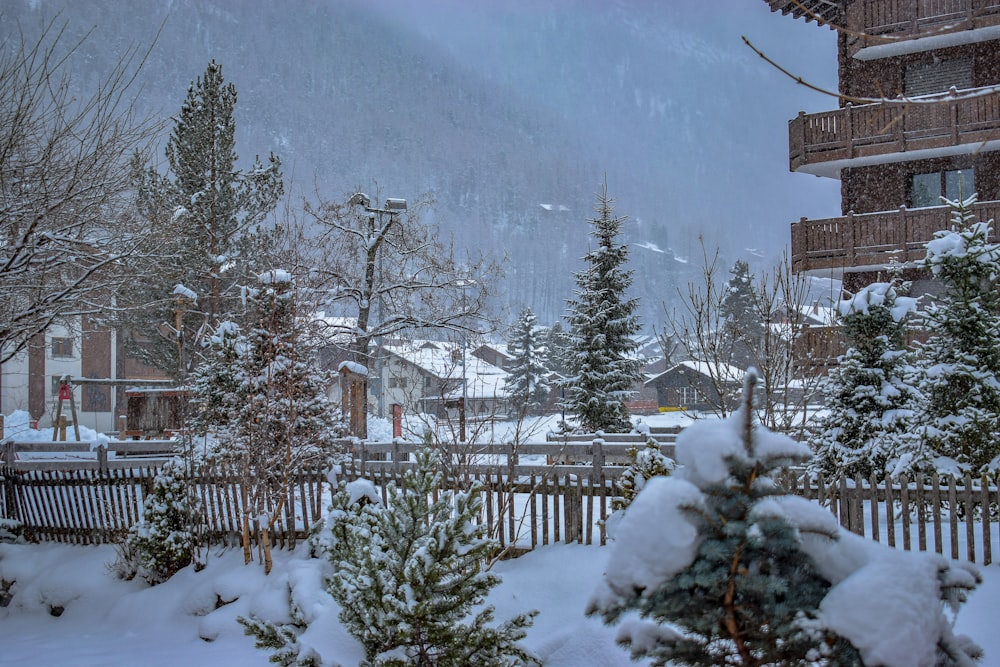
[612,436,675,511]
[120,456,204,585]
[588,371,982,667]
[319,449,538,667]
[809,281,922,479]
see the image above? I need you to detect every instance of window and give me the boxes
[910,169,974,208]
[388,377,408,389]
[678,386,698,407]
[904,58,972,97]
[51,337,73,358]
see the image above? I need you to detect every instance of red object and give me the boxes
[58,383,72,400]
[392,404,403,438]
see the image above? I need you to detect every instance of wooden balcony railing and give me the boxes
[858,0,1000,37]
[790,200,1000,274]
[789,90,1000,172]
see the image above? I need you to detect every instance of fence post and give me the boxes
[2,441,17,523]
[97,445,108,474]
[3,441,14,467]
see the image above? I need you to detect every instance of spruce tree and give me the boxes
[562,183,643,433]
[317,449,539,667]
[720,259,764,369]
[122,457,205,584]
[809,281,922,479]
[123,60,284,377]
[504,307,550,417]
[915,194,1000,475]
[192,271,339,572]
[588,373,862,666]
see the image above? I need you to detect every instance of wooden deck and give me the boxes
[789,90,1000,174]
[765,0,1000,37]
[790,200,1000,274]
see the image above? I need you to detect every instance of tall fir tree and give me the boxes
[313,449,539,667]
[720,259,764,369]
[915,194,1000,475]
[562,184,643,433]
[809,281,922,479]
[541,321,574,378]
[123,60,283,377]
[191,270,338,572]
[504,307,550,417]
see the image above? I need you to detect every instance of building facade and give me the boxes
[768,0,1000,293]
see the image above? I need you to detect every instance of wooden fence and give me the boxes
[2,436,998,563]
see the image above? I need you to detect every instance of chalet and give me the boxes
[377,340,510,421]
[767,0,1000,296]
[644,361,745,413]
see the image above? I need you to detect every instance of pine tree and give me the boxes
[122,457,205,585]
[192,271,339,572]
[720,259,763,369]
[122,60,284,377]
[562,183,643,433]
[612,435,675,511]
[809,281,922,479]
[318,449,539,667]
[504,308,550,417]
[915,194,1000,475]
[588,373,862,666]
[541,321,573,378]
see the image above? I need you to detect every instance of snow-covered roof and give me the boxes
[645,360,746,386]
[381,340,509,393]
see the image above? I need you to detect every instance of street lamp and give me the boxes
[456,278,476,443]
[349,193,407,419]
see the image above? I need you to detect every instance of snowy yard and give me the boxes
[1,541,997,667]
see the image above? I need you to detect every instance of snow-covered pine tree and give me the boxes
[613,435,675,512]
[588,371,982,666]
[915,194,1000,475]
[720,259,763,368]
[588,372,862,666]
[541,321,574,378]
[504,307,550,417]
[122,59,284,377]
[320,449,539,667]
[122,456,205,584]
[562,183,643,433]
[193,270,339,572]
[809,281,922,479]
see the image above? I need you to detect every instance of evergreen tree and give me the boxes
[192,270,339,572]
[915,194,1000,475]
[809,281,922,479]
[612,435,675,512]
[122,457,205,585]
[122,60,283,377]
[720,259,763,369]
[316,449,539,667]
[589,374,862,666]
[541,321,573,378]
[562,183,643,433]
[504,307,550,417]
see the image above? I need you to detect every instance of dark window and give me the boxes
[51,337,73,358]
[904,58,972,96]
[910,169,974,208]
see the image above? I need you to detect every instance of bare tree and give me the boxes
[303,190,502,367]
[0,19,160,364]
[664,240,829,436]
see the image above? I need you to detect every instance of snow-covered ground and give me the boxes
[0,541,996,667]
[3,408,996,665]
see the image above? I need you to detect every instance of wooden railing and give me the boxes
[3,437,998,563]
[790,200,1000,274]
[789,90,1000,172]
[858,0,1000,37]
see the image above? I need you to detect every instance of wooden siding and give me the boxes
[853,0,1000,39]
[791,200,1000,274]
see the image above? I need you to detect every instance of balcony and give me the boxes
[856,0,1000,40]
[789,90,1000,176]
[790,200,1000,275]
